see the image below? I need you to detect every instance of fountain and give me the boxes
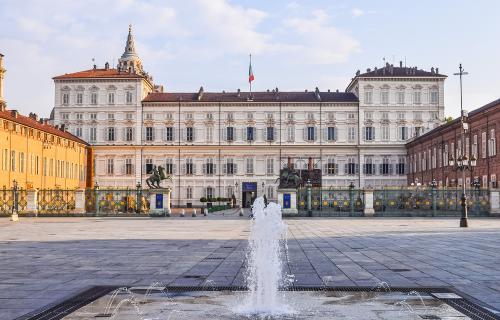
[42,197,487,320]
[237,197,291,316]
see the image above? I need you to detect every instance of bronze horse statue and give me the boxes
[275,166,302,189]
[146,165,172,188]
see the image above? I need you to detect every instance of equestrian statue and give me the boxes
[275,157,302,189]
[146,165,172,189]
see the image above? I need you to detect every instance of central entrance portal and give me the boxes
[242,182,257,208]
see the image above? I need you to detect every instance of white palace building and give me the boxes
[52,26,446,207]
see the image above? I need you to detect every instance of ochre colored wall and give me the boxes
[0,118,89,190]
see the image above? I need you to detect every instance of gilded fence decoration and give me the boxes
[0,188,27,215]
[298,188,364,216]
[85,188,151,214]
[38,189,76,214]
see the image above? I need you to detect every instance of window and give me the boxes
[266,127,275,141]
[365,112,373,119]
[489,129,497,157]
[76,93,83,104]
[472,134,478,158]
[206,113,214,120]
[346,158,357,175]
[430,112,439,120]
[348,127,356,142]
[75,127,82,137]
[206,126,213,142]
[327,127,336,141]
[266,186,274,199]
[107,113,114,120]
[413,91,421,104]
[287,126,295,142]
[397,112,405,120]
[76,113,83,120]
[205,158,215,175]
[226,127,234,141]
[91,92,98,105]
[348,113,356,120]
[307,113,315,120]
[246,127,255,141]
[165,159,174,175]
[107,158,114,175]
[61,113,70,120]
[126,113,134,120]
[380,91,389,104]
[90,113,97,120]
[165,127,174,141]
[326,159,336,175]
[286,113,294,120]
[146,127,154,141]
[364,127,375,141]
[430,90,439,104]
[225,158,235,175]
[381,112,389,120]
[381,126,390,141]
[327,112,335,121]
[266,113,274,120]
[186,159,194,175]
[482,132,487,158]
[307,127,315,141]
[206,187,214,199]
[364,157,375,175]
[90,127,97,142]
[145,158,153,174]
[226,113,234,121]
[364,90,373,104]
[414,112,422,121]
[186,127,194,142]
[19,152,24,173]
[107,127,115,141]
[108,92,115,104]
[126,91,133,104]
[126,127,134,141]
[396,157,406,175]
[145,113,153,120]
[397,91,405,104]
[62,93,69,105]
[266,158,274,175]
[186,186,193,199]
[165,113,173,120]
[398,127,408,141]
[414,126,423,137]
[125,158,133,175]
[381,157,390,175]
[246,158,254,174]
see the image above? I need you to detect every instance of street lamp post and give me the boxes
[451,63,473,228]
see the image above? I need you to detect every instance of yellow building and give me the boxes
[0,107,90,190]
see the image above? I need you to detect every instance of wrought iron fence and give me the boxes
[373,188,490,216]
[37,189,76,214]
[298,188,364,216]
[85,188,152,214]
[0,187,27,215]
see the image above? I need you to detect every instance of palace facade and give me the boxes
[52,27,446,207]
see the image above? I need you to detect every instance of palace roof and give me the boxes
[143,90,359,103]
[53,68,145,80]
[0,108,88,145]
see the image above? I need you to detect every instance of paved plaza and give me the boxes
[1,215,500,319]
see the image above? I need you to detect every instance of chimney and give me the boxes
[237,88,241,97]
[314,87,321,101]
[327,89,331,92]
[356,70,360,76]
[399,61,403,68]
[275,87,279,93]
[367,68,371,72]
[60,124,66,131]
[10,110,18,118]
[374,67,378,74]
[436,67,439,74]
[55,124,59,130]
[28,112,38,121]
[431,67,435,74]
[93,64,97,70]
[105,62,109,70]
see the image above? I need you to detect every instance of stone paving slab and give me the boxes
[1,216,500,319]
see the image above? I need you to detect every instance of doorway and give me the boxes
[242,191,255,208]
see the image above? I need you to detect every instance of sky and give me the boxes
[0,0,499,118]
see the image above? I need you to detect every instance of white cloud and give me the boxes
[283,10,360,64]
[351,8,364,18]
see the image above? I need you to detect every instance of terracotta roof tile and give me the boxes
[143,91,358,103]
[0,108,88,145]
[53,68,145,80]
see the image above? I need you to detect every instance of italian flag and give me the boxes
[249,55,255,83]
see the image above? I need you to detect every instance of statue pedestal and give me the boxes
[278,188,298,216]
[149,188,172,217]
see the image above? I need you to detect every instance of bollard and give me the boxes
[204,208,208,216]
[180,209,185,217]
[192,208,197,217]
[239,207,244,216]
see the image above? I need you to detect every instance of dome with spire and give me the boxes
[117,25,145,75]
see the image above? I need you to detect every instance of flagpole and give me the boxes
[249,54,252,95]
